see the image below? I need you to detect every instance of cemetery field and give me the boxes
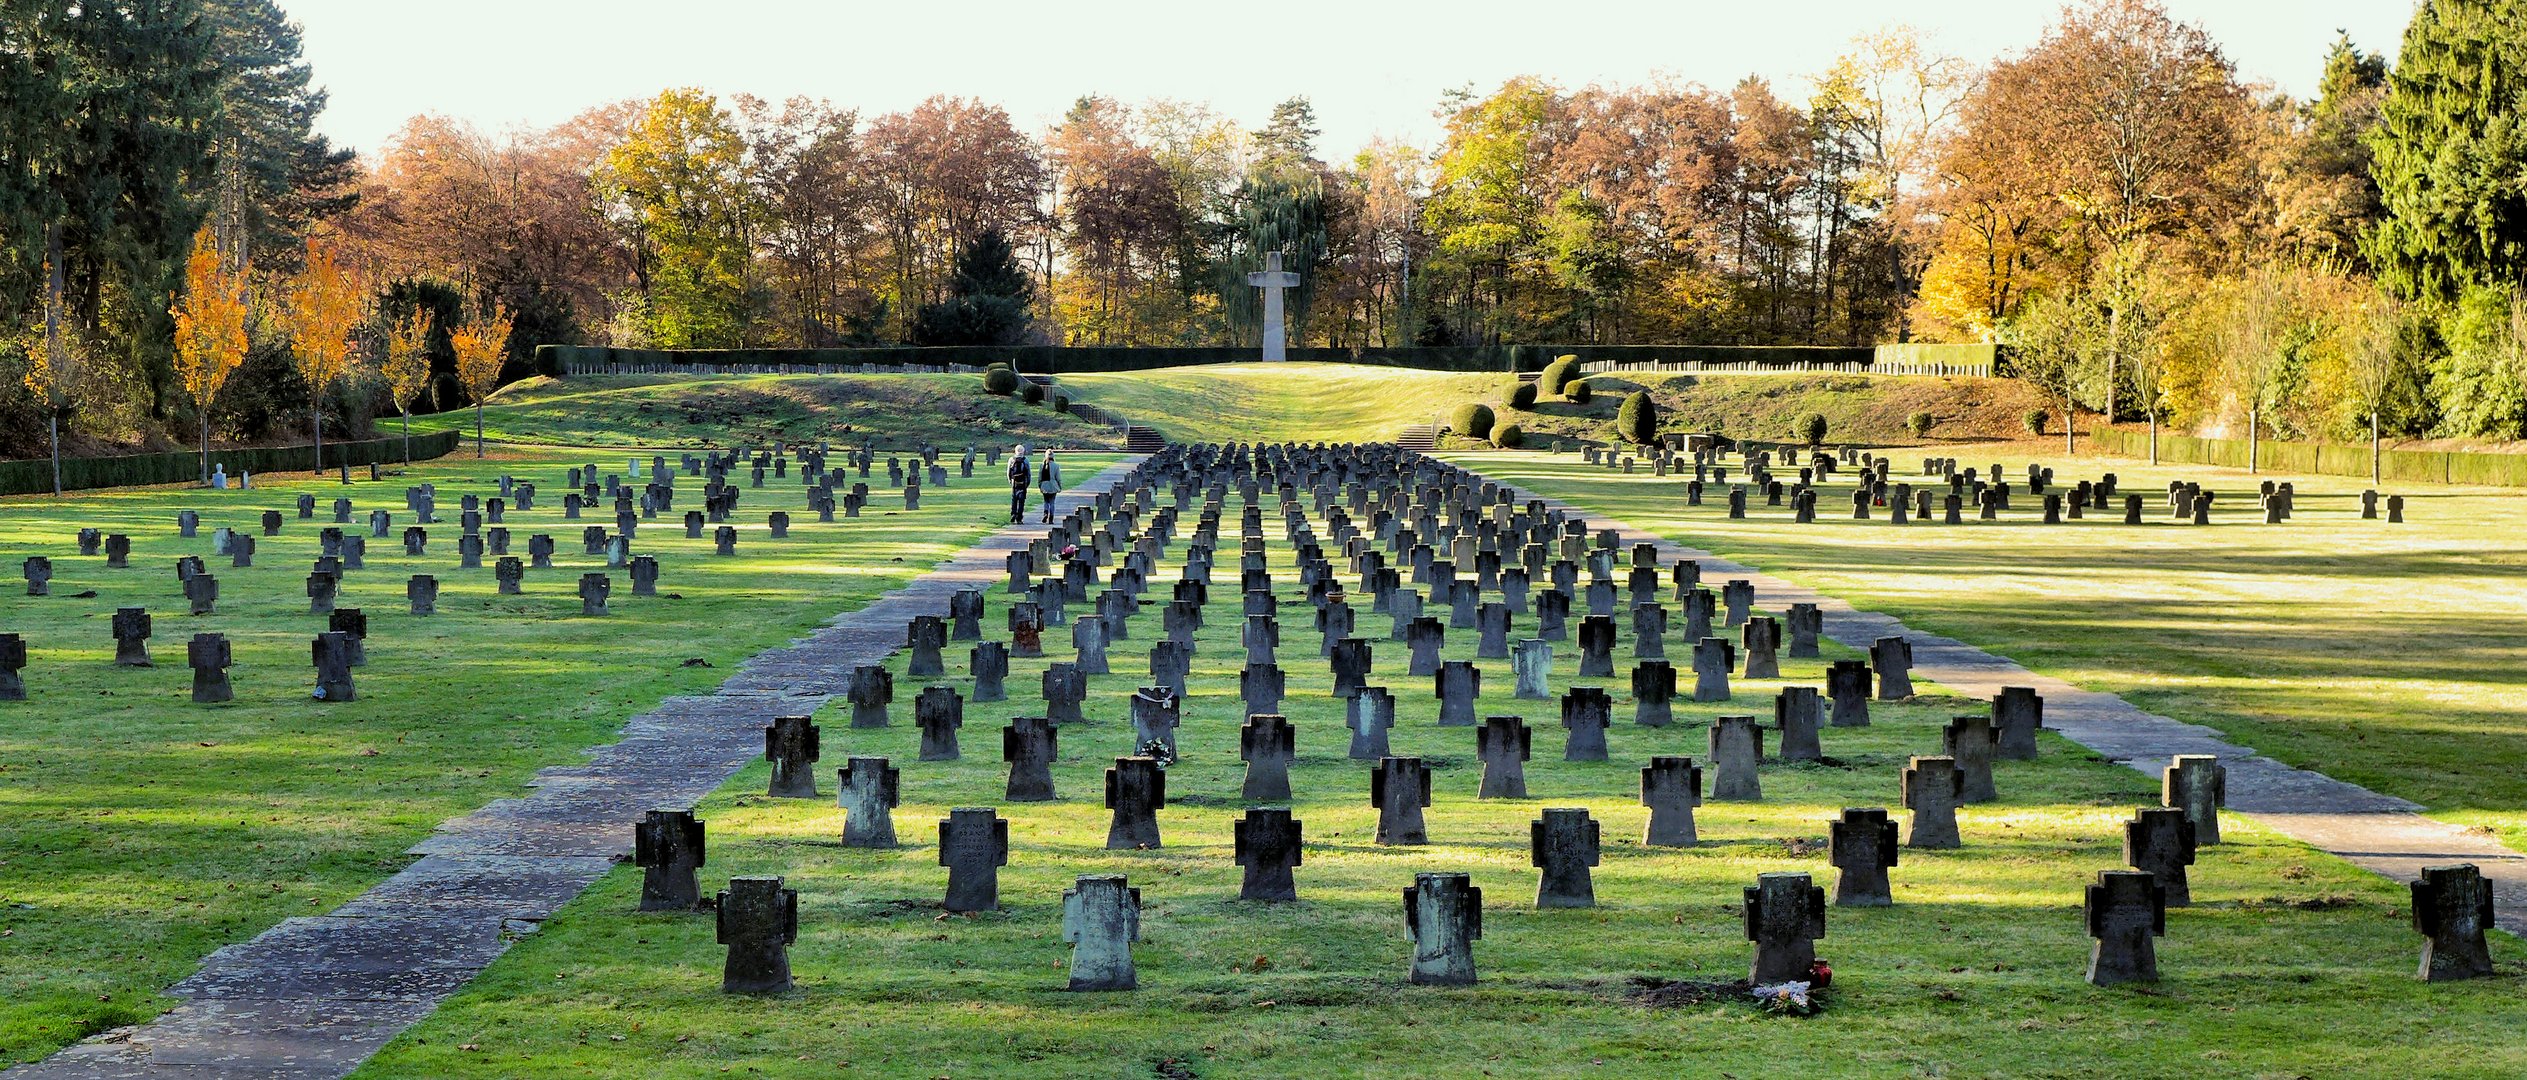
[1059,364,1508,443]
[406,373,1124,450]
[0,447,1121,1065]
[363,481,2527,1079]
[1447,446,2527,850]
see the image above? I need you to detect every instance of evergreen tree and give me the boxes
[202,0,359,271]
[912,228,1036,346]
[2367,0,2527,303]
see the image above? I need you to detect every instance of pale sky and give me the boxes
[288,0,2413,159]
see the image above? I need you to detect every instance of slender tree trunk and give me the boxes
[403,408,412,467]
[201,412,211,485]
[312,396,324,476]
[2063,393,2076,454]
[2371,410,2381,484]
[475,403,485,457]
[2248,407,2259,474]
[44,222,64,498]
[2148,411,2159,466]
[48,414,61,499]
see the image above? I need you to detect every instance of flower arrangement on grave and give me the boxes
[1137,738,1176,769]
[1750,980,1816,1015]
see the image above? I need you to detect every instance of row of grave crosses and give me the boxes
[1562,439,2411,526]
[641,440,2485,997]
[2,440,1025,703]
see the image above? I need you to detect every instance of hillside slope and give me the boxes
[410,373,1123,450]
[1058,363,2050,447]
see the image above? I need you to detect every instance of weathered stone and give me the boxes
[1406,615,1446,676]
[2124,807,2198,907]
[1871,637,1914,699]
[1003,717,1058,801]
[971,641,1008,702]
[717,876,798,994]
[407,574,438,615]
[1475,715,1531,798]
[1708,715,1763,801]
[112,606,153,666]
[1104,756,1167,849]
[1993,685,2043,760]
[836,757,901,848]
[186,632,232,703]
[1741,615,1782,678]
[1008,602,1045,658]
[1403,872,1482,986]
[1943,715,1999,803]
[1434,660,1481,726]
[1626,660,1674,727]
[848,664,894,727]
[1829,807,1900,907]
[1240,714,1296,800]
[764,715,821,798]
[916,686,964,761]
[2084,870,2165,987]
[1330,637,1373,699]
[1744,872,1826,984]
[939,807,1011,913]
[327,607,367,667]
[23,555,51,596]
[1235,807,1304,902]
[634,808,705,911]
[1826,660,1871,727]
[578,572,611,616]
[1691,637,1735,702]
[1640,756,1702,846]
[0,634,22,701]
[311,631,356,701]
[2160,754,2226,845]
[1576,614,1616,676]
[1529,807,1601,908]
[904,615,948,677]
[1774,685,1823,762]
[1900,756,1964,849]
[2410,863,2497,982]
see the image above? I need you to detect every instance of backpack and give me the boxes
[1007,459,1029,483]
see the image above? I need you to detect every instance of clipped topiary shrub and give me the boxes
[1793,412,1828,446]
[1493,423,1525,448]
[1539,355,1581,395]
[1614,390,1658,446]
[983,367,1020,395]
[1053,394,1071,413]
[1451,402,1496,440]
[2023,407,2049,435]
[1567,379,1592,404]
[1507,380,1538,410]
[1020,381,1045,404]
[1907,410,1935,437]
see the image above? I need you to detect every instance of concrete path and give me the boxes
[8,459,1144,1080]
[1481,468,2527,935]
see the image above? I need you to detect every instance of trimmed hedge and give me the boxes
[983,367,1019,394]
[2084,428,2527,487]
[1494,423,1525,448]
[537,341,1929,378]
[0,429,463,497]
[1450,403,1495,440]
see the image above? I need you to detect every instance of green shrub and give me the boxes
[1450,402,1496,439]
[1507,380,1538,410]
[1052,394,1071,413]
[1907,410,1936,437]
[1614,391,1658,445]
[2023,407,2049,435]
[1793,412,1828,446]
[1539,355,1581,395]
[1020,382,1045,404]
[1493,423,1525,448]
[982,367,1019,395]
[1568,379,1592,404]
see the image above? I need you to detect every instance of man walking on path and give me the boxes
[1006,443,1032,523]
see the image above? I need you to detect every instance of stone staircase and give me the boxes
[1124,426,1167,453]
[1395,423,1439,452]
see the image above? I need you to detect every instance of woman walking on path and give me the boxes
[1037,449,1063,524]
[1006,443,1032,523]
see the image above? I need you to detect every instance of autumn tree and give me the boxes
[598,89,761,348]
[381,309,433,465]
[283,238,366,474]
[171,227,253,484]
[450,300,513,457]
[1970,0,2250,416]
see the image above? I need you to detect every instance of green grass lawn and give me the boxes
[1059,364,1509,443]
[407,374,1122,450]
[1440,445,2527,852]
[360,479,2527,1079]
[0,446,1118,1065]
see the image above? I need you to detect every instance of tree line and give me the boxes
[6,0,2527,466]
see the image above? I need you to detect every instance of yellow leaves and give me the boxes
[382,310,433,409]
[171,227,251,409]
[450,300,514,400]
[283,238,368,394]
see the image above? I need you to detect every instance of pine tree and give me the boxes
[2366,0,2527,303]
[912,229,1037,346]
